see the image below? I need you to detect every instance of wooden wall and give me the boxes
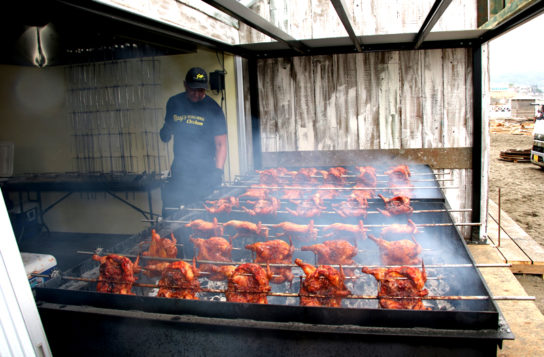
[255,48,475,238]
[257,48,473,151]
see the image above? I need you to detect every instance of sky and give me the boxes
[489,13,544,77]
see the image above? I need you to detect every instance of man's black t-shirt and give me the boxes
[160,92,226,178]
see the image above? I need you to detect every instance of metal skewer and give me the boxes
[227,184,447,191]
[76,251,508,269]
[33,274,532,302]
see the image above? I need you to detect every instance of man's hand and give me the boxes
[159,120,174,142]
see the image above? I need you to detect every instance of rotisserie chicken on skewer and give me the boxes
[157,259,200,300]
[316,184,340,199]
[385,165,413,197]
[289,167,319,185]
[225,263,272,304]
[350,183,375,200]
[380,219,419,240]
[362,262,430,310]
[203,196,239,214]
[367,234,422,265]
[322,220,368,242]
[320,167,348,186]
[185,217,223,238]
[256,167,289,185]
[242,196,281,216]
[377,194,413,217]
[295,258,351,307]
[385,165,411,182]
[92,254,141,295]
[141,229,178,276]
[239,184,273,199]
[190,237,233,281]
[354,166,377,187]
[281,185,303,200]
[286,196,326,217]
[301,240,358,276]
[223,220,269,240]
[245,239,295,284]
[332,196,368,218]
[273,220,318,242]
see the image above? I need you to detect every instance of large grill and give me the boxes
[35,164,512,356]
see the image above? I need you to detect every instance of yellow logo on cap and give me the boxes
[195,74,204,80]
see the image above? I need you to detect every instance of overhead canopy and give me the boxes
[2,0,544,65]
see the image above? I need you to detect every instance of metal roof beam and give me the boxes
[478,0,544,43]
[330,0,362,52]
[201,0,307,54]
[413,0,453,49]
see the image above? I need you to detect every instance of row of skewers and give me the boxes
[202,193,412,218]
[90,214,430,311]
[200,165,417,218]
[91,252,429,310]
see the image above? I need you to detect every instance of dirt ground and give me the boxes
[488,130,544,313]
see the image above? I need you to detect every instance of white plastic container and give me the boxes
[20,252,57,288]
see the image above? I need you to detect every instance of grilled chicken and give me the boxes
[362,262,430,310]
[225,263,272,304]
[332,196,368,218]
[141,229,178,276]
[322,220,367,241]
[223,220,269,240]
[273,220,318,242]
[190,237,233,281]
[368,234,422,265]
[351,166,377,200]
[380,219,419,240]
[301,240,358,276]
[350,183,375,200]
[92,254,141,295]
[320,167,348,186]
[385,165,413,197]
[377,194,413,217]
[143,229,178,258]
[203,196,239,214]
[354,166,377,187]
[295,258,351,307]
[246,239,294,284]
[157,259,200,300]
[185,217,223,237]
[286,196,326,217]
[316,184,340,199]
[289,167,319,185]
[256,167,289,185]
[281,185,303,200]
[385,165,411,182]
[239,184,272,199]
[242,196,281,216]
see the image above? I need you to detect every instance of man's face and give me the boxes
[185,82,206,103]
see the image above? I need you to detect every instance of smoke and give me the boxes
[15,67,65,115]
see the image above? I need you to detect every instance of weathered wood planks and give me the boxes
[486,200,544,274]
[257,48,472,153]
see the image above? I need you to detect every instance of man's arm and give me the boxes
[214,134,227,169]
[160,121,173,143]
[160,99,174,142]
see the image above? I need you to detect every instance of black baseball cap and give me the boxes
[185,67,208,89]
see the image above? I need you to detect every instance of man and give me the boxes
[160,67,227,215]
